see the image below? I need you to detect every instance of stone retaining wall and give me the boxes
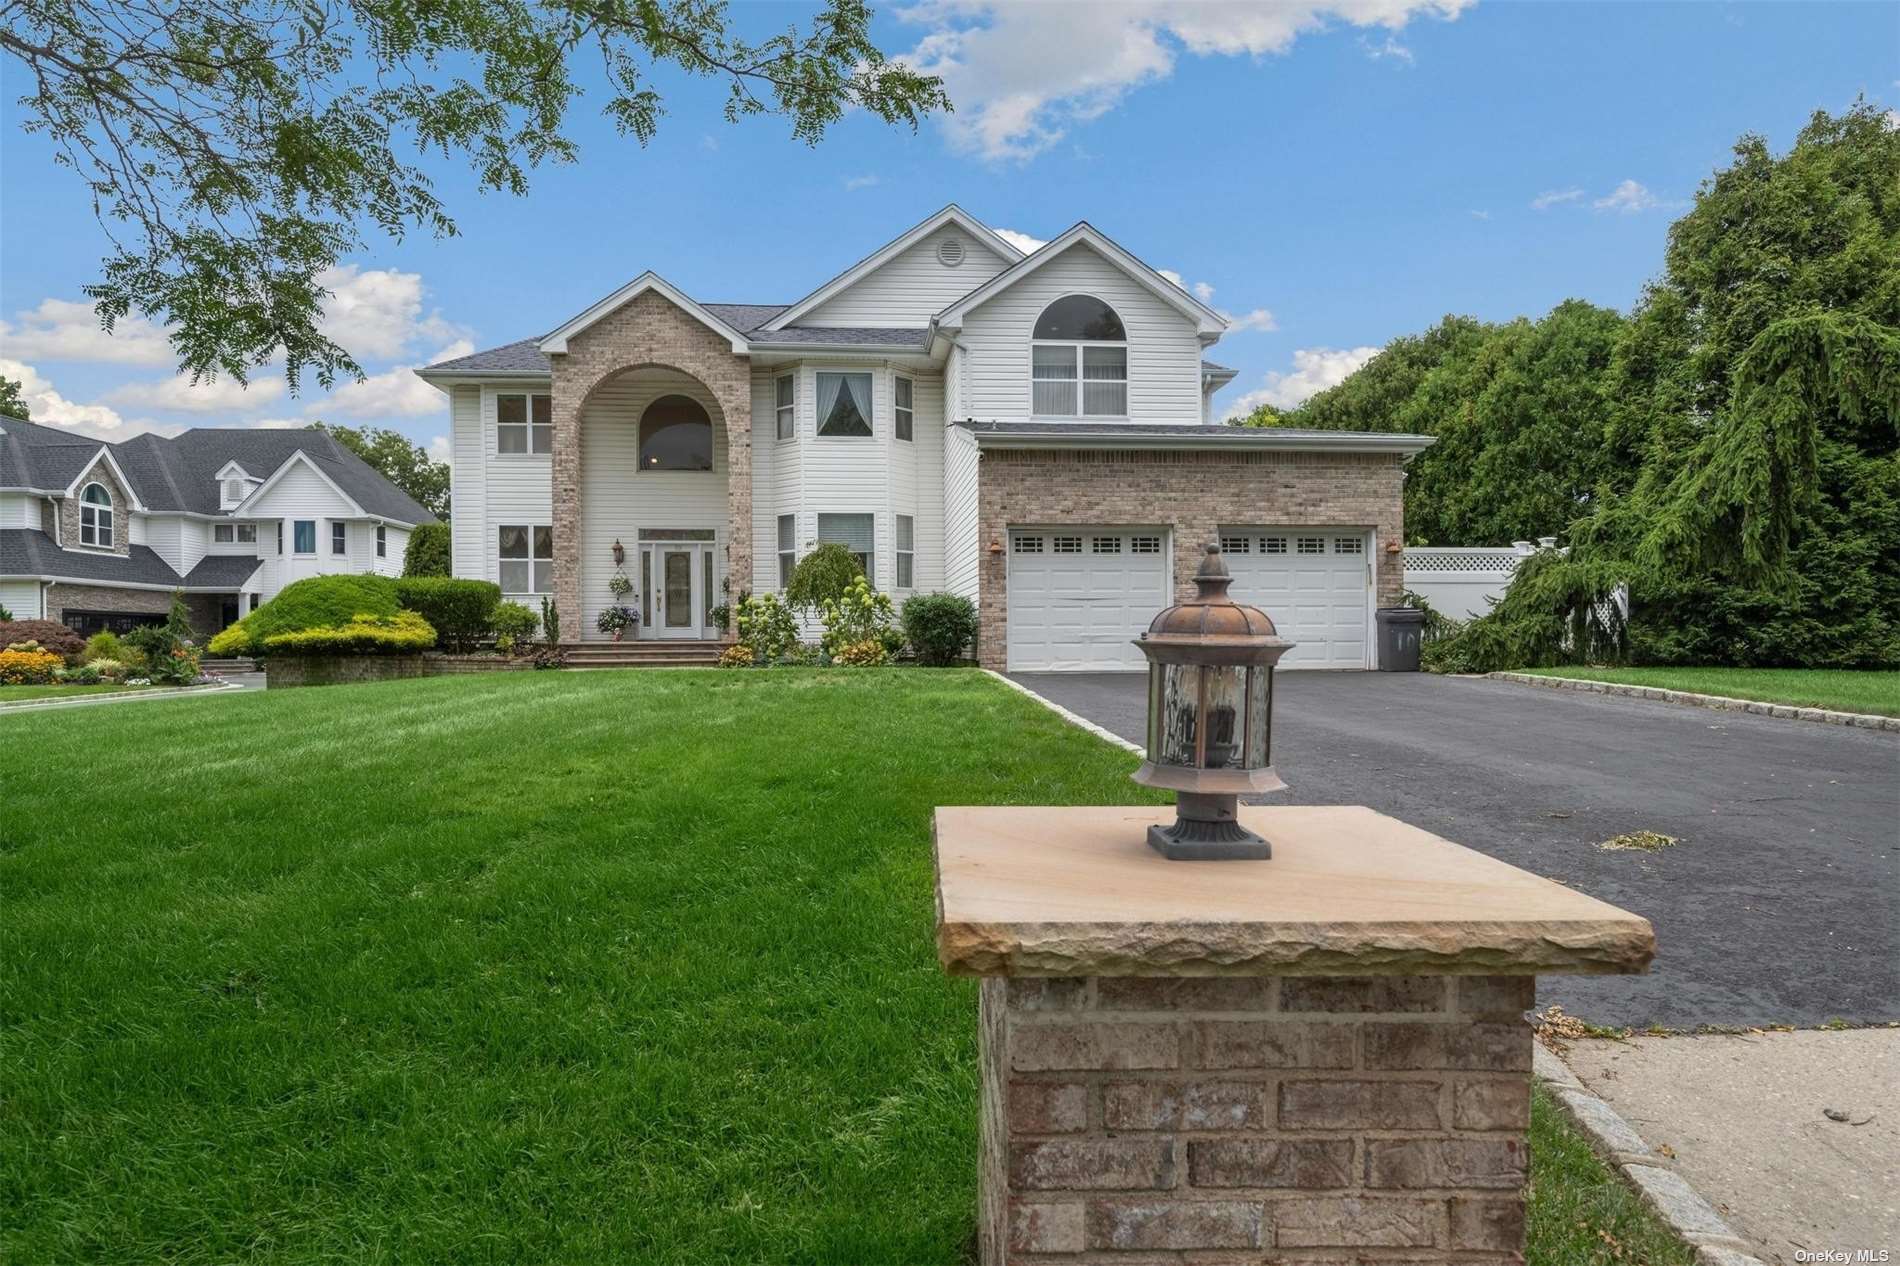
[265,654,535,688]
[986,974,1534,1264]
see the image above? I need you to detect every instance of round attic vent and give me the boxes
[937,237,966,267]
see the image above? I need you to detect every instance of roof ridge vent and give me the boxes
[937,236,965,267]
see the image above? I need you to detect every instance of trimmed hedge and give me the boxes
[402,522,451,577]
[393,577,500,652]
[208,575,401,656]
[263,610,437,656]
[901,593,978,666]
[0,620,86,663]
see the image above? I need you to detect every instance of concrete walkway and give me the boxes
[1564,1030,1899,1263]
[1007,671,1899,1030]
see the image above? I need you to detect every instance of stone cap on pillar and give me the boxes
[932,805,1654,978]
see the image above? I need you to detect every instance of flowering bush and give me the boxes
[0,648,64,684]
[834,638,888,667]
[819,577,895,658]
[87,658,131,681]
[734,593,799,662]
[717,643,757,668]
[262,610,436,656]
[595,605,638,639]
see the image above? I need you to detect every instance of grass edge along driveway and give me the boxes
[1519,665,1899,716]
[3,668,1690,1264]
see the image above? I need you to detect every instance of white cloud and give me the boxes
[992,227,1048,254]
[0,358,131,435]
[1158,268,1188,290]
[314,340,471,420]
[1361,34,1414,63]
[1531,188,1584,210]
[1469,209,1491,220]
[427,434,453,462]
[901,0,1472,161]
[103,372,285,414]
[1886,109,1899,130]
[318,264,466,361]
[1593,179,1660,214]
[1221,307,1279,333]
[1192,281,1216,303]
[0,298,173,367]
[1223,345,1379,416]
[843,174,882,191]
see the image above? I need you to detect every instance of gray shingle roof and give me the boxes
[750,326,930,346]
[0,413,435,524]
[419,337,551,375]
[0,528,258,589]
[701,303,789,332]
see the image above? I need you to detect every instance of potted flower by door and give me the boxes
[597,605,638,642]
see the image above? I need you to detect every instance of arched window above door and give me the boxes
[639,395,714,471]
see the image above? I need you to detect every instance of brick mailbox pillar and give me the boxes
[933,804,1654,1265]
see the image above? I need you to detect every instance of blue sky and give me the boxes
[1,1,1894,452]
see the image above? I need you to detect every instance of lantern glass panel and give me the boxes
[1245,665,1271,769]
[1201,665,1246,771]
[1147,664,1165,758]
[1156,664,1202,768]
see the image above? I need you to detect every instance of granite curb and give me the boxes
[0,681,241,714]
[1488,671,1900,732]
[1534,1043,1768,1266]
[985,668,1147,757]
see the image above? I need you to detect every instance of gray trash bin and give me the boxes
[1376,606,1425,672]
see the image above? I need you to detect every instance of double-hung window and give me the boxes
[214,524,235,544]
[777,515,796,588]
[214,523,259,545]
[816,372,873,438]
[376,525,388,558]
[894,376,914,442]
[499,525,554,595]
[775,375,795,441]
[78,483,113,548]
[497,393,553,454]
[1030,295,1128,418]
[292,520,316,554]
[895,515,915,588]
[331,522,348,555]
[817,513,874,585]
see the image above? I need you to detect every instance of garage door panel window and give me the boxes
[1053,535,1082,553]
[1091,535,1122,554]
[1335,537,1363,554]
[1013,535,1044,554]
[1130,535,1162,554]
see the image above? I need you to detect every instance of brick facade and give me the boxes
[984,974,1533,1264]
[46,583,173,627]
[548,290,752,642]
[57,457,134,557]
[974,448,1408,670]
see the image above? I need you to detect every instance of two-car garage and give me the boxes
[1004,526,1374,672]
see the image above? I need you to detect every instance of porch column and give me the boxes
[714,382,752,640]
[550,354,583,644]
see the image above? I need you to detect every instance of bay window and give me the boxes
[816,372,873,438]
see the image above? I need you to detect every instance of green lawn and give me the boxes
[1527,1085,1694,1265]
[1,670,1691,1264]
[1521,666,1900,716]
[0,682,151,704]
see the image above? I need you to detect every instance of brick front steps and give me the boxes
[561,641,725,669]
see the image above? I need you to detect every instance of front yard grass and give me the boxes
[2,669,1694,1264]
[1521,666,1900,717]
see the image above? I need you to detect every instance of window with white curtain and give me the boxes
[895,515,914,588]
[497,393,553,454]
[816,372,873,438]
[775,374,795,441]
[1031,295,1128,418]
[777,514,796,588]
[499,525,554,594]
[894,376,914,442]
[817,513,874,584]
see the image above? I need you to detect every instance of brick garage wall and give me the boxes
[975,448,1408,670]
[987,974,1533,1264]
[548,290,752,643]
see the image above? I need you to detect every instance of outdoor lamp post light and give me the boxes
[1132,543,1293,860]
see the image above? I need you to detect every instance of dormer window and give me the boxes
[1031,295,1127,418]
[79,482,113,548]
[224,477,245,504]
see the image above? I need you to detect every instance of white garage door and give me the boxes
[1007,528,1169,671]
[1221,529,1372,670]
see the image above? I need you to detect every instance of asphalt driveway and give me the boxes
[1009,671,1899,1030]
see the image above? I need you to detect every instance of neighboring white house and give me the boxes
[0,418,433,637]
[419,206,1434,671]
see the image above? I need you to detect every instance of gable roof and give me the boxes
[932,222,1228,337]
[234,448,366,518]
[539,272,752,356]
[759,205,1026,332]
[0,413,435,525]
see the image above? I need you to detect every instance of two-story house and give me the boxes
[0,417,435,637]
[419,207,1431,672]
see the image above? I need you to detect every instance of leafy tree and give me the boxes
[402,522,452,578]
[0,375,29,420]
[314,422,449,520]
[2,1,949,390]
[784,542,864,614]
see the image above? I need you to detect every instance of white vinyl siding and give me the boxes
[449,384,489,581]
[799,230,1013,327]
[0,493,41,529]
[0,579,44,619]
[957,242,1204,424]
[943,424,980,602]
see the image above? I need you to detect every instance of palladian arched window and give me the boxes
[1032,295,1127,418]
[79,481,114,548]
[639,395,714,471]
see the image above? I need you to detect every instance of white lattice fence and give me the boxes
[1402,543,1538,621]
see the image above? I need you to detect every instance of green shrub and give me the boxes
[210,575,400,656]
[87,657,131,681]
[835,638,887,667]
[0,619,86,663]
[491,601,538,654]
[717,642,757,668]
[734,593,799,662]
[901,593,977,666]
[818,576,895,658]
[83,630,139,667]
[785,543,863,614]
[402,522,451,577]
[125,593,201,685]
[58,662,103,684]
[263,610,437,656]
[394,577,500,652]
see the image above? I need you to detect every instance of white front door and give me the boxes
[650,544,705,639]
[1222,529,1373,669]
[1005,528,1171,672]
